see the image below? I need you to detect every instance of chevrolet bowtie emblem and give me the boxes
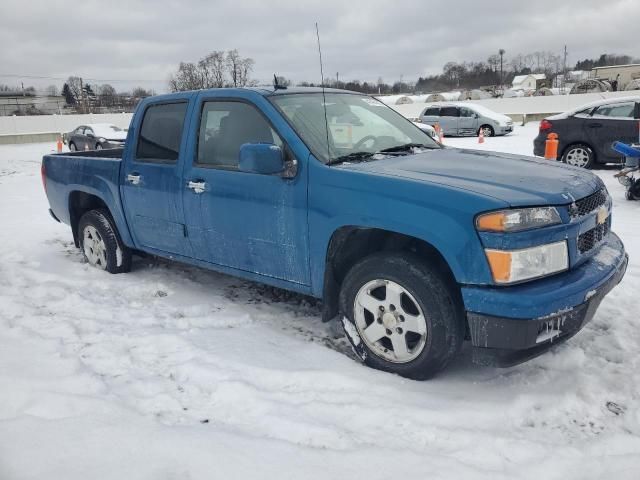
[596,206,609,225]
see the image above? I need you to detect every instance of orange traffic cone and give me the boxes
[56,137,63,153]
[478,128,485,144]
[435,123,444,143]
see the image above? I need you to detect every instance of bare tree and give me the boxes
[65,76,83,102]
[131,87,153,98]
[169,49,255,91]
[45,85,58,96]
[97,84,117,107]
[199,51,227,87]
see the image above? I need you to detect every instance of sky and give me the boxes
[1,0,638,93]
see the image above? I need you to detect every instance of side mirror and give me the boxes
[239,143,285,175]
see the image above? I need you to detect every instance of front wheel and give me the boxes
[69,142,77,152]
[339,252,464,380]
[78,209,132,273]
[96,143,103,150]
[478,125,494,137]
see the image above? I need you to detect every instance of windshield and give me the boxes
[91,124,124,137]
[270,93,439,164]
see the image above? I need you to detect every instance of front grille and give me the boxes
[570,189,608,219]
[578,221,610,254]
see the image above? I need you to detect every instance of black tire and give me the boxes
[339,252,464,380]
[478,125,494,137]
[69,142,77,152]
[96,144,103,150]
[78,209,132,274]
[561,143,595,169]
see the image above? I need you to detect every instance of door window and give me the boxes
[592,102,635,119]
[423,107,440,116]
[440,106,459,117]
[197,101,283,168]
[459,107,475,117]
[136,102,188,163]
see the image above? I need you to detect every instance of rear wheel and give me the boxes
[78,209,132,273]
[339,252,464,380]
[562,143,595,169]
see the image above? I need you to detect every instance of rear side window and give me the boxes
[459,107,475,117]
[440,106,459,117]
[136,102,188,162]
[592,102,635,119]
[423,107,440,116]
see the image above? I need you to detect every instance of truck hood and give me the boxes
[342,148,602,207]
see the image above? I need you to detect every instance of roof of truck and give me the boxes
[249,86,361,96]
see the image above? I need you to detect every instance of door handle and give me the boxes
[588,123,603,128]
[126,173,141,185]
[187,180,207,193]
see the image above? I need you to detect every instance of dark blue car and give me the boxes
[41,87,627,379]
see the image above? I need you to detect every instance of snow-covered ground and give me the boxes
[1,126,639,479]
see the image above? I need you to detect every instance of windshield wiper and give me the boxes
[377,143,433,154]
[326,151,375,165]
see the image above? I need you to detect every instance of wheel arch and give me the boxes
[67,190,132,248]
[321,226,462,322]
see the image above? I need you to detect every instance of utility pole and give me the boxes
[79,77,84,114]
[563,45,568,93]
[499,49,505,89]
[336,72,339,87]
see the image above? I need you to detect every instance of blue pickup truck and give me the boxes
[42,87,628,379]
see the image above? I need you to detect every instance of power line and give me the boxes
[0,73,162,84]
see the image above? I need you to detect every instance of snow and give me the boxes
[1,131,640,479]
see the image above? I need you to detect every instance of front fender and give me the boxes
[308,160,507,296]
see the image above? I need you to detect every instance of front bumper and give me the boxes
[463,233,628,366]
[498,125,513,135]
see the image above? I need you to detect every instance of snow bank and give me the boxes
[1,136,639,478]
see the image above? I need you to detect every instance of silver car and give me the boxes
[418,103,513,137]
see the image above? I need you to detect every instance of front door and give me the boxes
[439,106,460,135]
[458,107,479,135]
[586,101,639,161]
[182,97,310,285]
[121,100,193,257]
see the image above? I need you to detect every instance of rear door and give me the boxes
[585,101,638,161]
[458,107,478,135]
[121,99,193,257]
[439,106,460,135]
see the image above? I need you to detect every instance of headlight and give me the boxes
[98,137,106,143]
[485,241,568,284]
[476,207,561,232]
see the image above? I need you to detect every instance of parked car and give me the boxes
[418,102,514,137]
[533,97,640,168]
[41,87,627,380]
[65,123,127,151]
[412,121,437,138]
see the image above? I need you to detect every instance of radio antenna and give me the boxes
[315,22,331,163]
